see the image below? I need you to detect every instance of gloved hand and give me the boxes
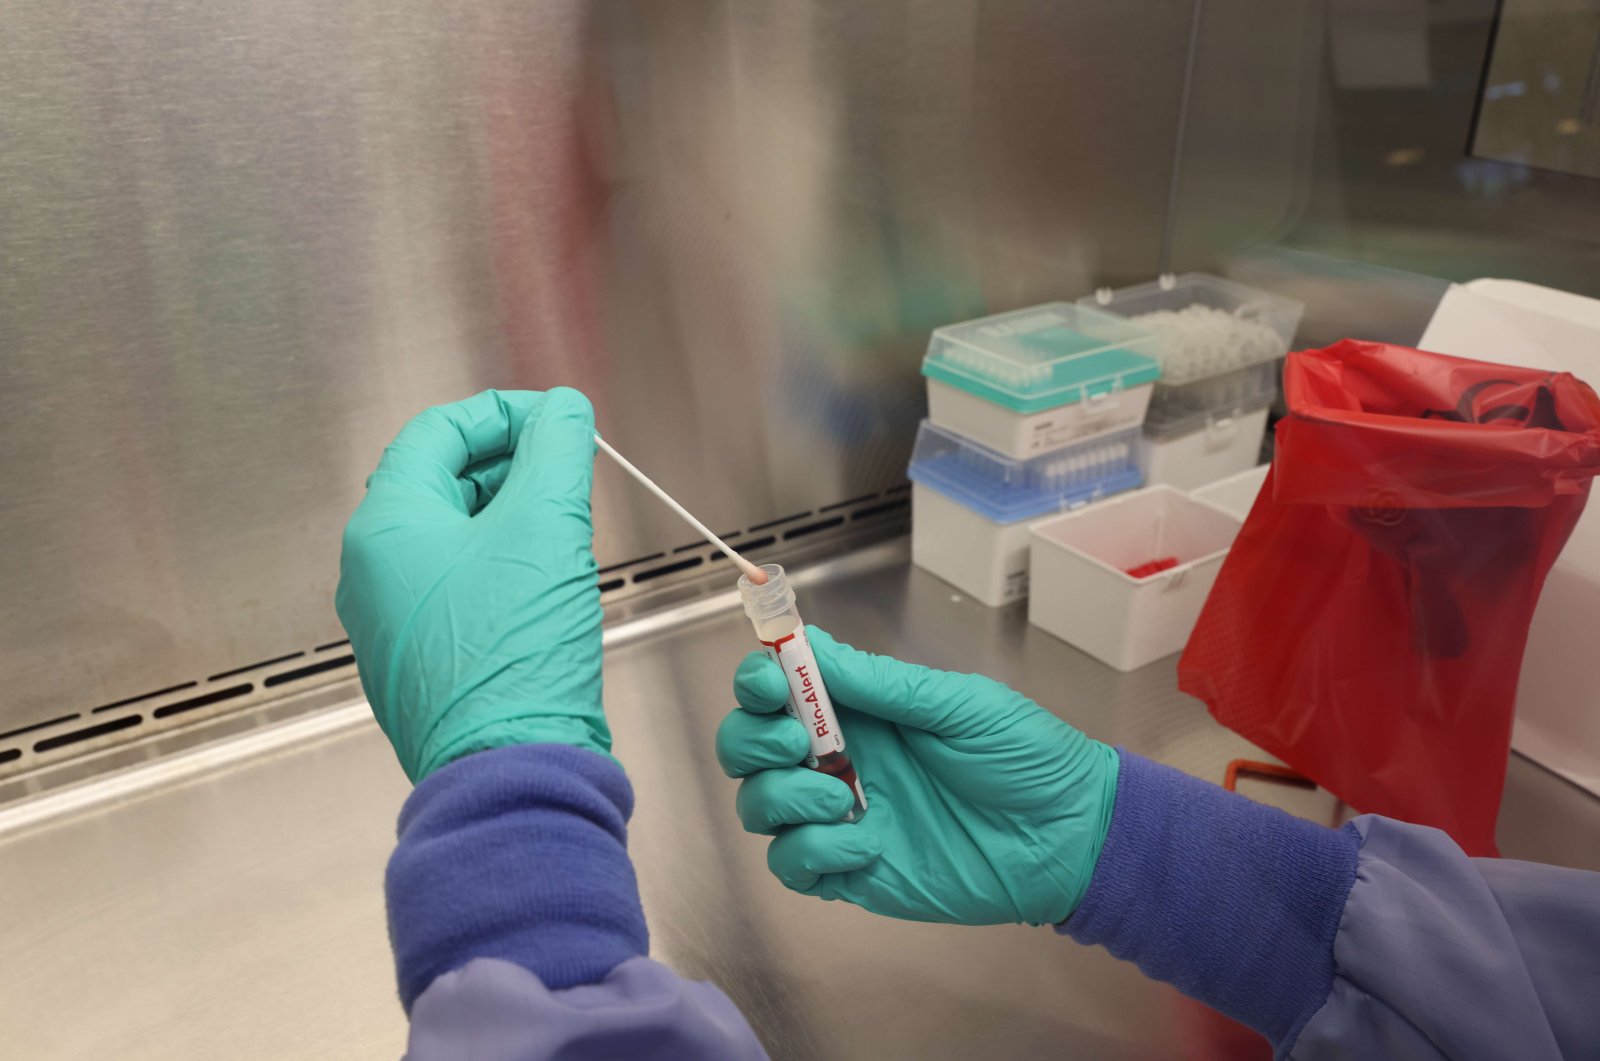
[716,627,1118,926]
[335,388,607,782]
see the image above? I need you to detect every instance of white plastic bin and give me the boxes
[1141,406,1270,491]
[922,303,1160,459]
[1028,486,1242,671]
[1191,463,1270,522]
[908,421,1142,606]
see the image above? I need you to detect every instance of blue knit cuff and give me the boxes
[1061,751,1359,1050]
[386,743,649,1013]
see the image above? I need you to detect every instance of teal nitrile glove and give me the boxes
[716,627,1118,926]
[335,388,607,782]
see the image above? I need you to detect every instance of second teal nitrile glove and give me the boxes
[335,387,608,783]
[716,627,1118,926]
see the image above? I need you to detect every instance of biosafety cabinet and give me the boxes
[2,3,1597,1057]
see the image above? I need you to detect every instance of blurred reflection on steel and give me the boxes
[0,2,1200,748]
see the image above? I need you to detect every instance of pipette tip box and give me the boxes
[921,303,1161,460]
[1028,485,1242,671]
[908,420,1143,606]
[1079,274,1301,489]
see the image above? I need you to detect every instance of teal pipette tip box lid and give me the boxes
[920,303,1161,414]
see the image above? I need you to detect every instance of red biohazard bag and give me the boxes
[1179,340,1600,855]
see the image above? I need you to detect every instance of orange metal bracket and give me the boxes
[1223,759,1317,792]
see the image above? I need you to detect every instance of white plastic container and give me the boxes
[1140,405,1270,491]
[1190,463,1270,522]
[922,303,1161,459]
[1079,273,1301,392]
[908,421,1142,606]
[1081,274,1297,490]
[1418,278,1600,796]
[1027,486,1242,671]
[911,485,1041,606]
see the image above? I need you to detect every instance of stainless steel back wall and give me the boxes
[1,2,1201,761]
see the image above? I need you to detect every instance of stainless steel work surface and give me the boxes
[3,540,1596,1059]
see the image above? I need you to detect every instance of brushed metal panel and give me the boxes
[0,0,606,737]
[0,2,1197,758]
[1164,0,1325,271]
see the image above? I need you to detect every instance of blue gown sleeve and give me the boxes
[1292,816,1599,1060]
[386,743,768,1060]
[1064,751,1600,1060]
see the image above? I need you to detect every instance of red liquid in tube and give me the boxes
[739,564,867,821]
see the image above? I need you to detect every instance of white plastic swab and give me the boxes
[593,434,769,585]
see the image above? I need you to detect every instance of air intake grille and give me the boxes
[0,486,909,786]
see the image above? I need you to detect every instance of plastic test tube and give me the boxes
[737,563,868,822]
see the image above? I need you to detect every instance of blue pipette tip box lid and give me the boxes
[907,420,1144,524]
[920,303,1161,415]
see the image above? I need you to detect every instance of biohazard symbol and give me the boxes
[1355,487,1406,526]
